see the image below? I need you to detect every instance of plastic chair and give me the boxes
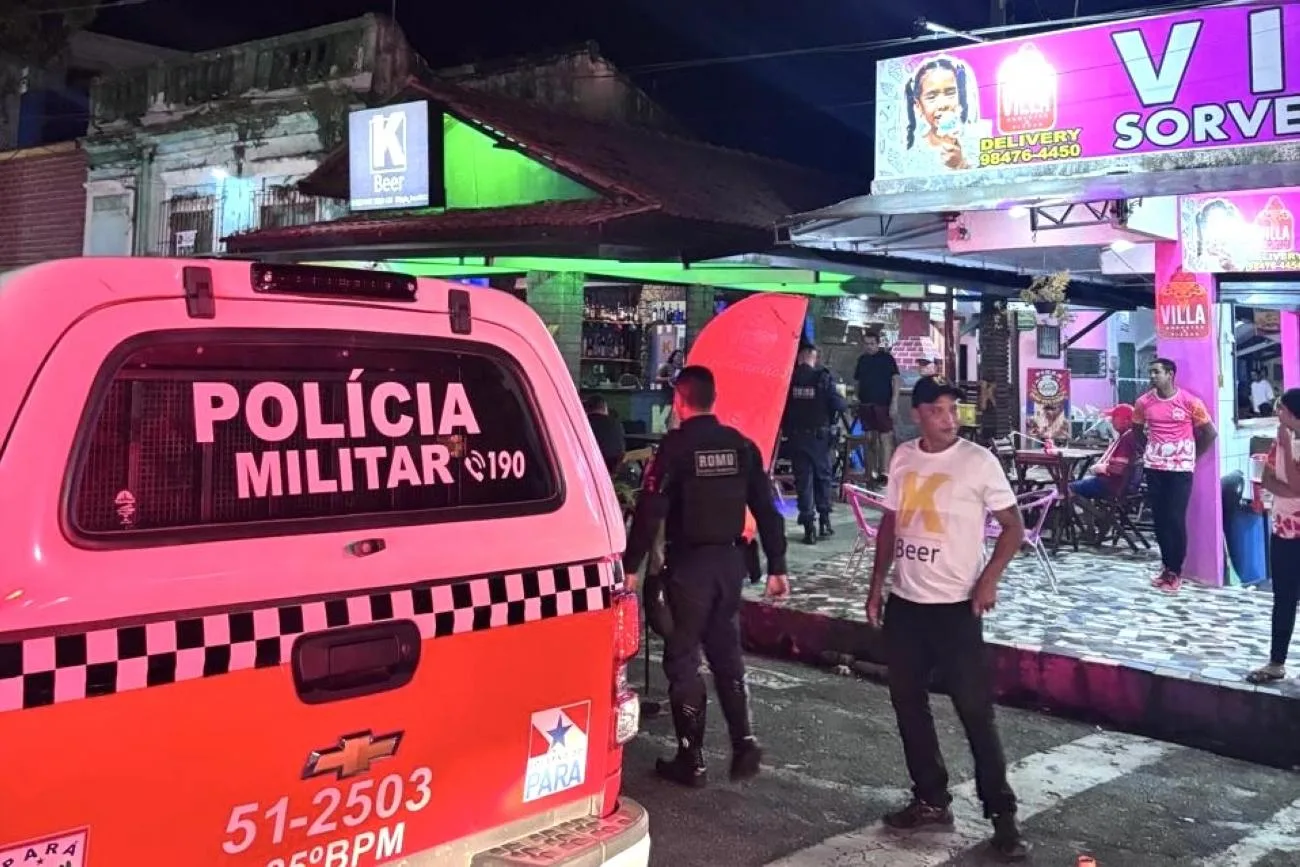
[985,488,1060,590]
[842,483,887,578]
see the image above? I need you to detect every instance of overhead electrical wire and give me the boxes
[617,0,1292,75]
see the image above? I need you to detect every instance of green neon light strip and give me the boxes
[308,257,932,299]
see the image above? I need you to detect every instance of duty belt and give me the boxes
[665,539,743,558]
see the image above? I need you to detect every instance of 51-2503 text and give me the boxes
[222,766,433,856]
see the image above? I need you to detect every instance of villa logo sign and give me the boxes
[348,100,431,212]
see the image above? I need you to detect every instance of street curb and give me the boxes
[739,599,1300,771]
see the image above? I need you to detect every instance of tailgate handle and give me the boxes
[291,620,421,705]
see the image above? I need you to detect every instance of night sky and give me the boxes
[92,0,1170,177]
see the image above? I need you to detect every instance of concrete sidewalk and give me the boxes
[740,510,1300,770]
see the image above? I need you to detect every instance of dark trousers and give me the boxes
[788,430,834,525]
[1146,469,1195,574]
[661,545,752,746]
[1270,536,1300,665]
[884,595,1016,818]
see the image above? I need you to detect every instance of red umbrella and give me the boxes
[685,293,808,537]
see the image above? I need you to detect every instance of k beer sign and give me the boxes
[348,100,431,211]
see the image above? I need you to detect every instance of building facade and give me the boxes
[81,14,417,258]
[1,31,186,151]
[0,142,87,270]
[0,32,183,271]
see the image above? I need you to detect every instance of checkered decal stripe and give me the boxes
[0,561,615,712]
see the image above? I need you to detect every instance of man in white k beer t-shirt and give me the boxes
[867,376,1030,861]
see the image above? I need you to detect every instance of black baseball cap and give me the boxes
[911,375,963,408]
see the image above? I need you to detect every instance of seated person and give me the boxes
[1070,403,1140,501]
[1028,402,1070,443]
[584,395,626,475]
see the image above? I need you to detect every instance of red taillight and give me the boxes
[612,590,641,663]
[609,559,642,751]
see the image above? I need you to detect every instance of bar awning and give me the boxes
[781,141,1300,223]
[735,248,1150,310]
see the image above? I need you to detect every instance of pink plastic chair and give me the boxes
[984,488,1060,590]
[842,483,887,578]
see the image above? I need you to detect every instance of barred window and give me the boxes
[1066,348,1107,378]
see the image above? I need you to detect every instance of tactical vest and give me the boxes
[678,432,751,546]
[785,365,827,431]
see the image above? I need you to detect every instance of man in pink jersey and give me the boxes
[1133,358,1217,592]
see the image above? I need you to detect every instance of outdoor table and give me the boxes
[1010,448,1106,552]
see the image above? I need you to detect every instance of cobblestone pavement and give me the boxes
[757,510,1296,699]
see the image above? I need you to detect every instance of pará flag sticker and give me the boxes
[523,701,591,803]
[0,828,87,867]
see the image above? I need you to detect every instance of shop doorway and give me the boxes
[1217,274,1300,424]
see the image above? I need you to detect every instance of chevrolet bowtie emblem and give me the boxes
[303,730,403,781]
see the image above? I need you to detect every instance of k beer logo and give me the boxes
[348,99,430,211]
[368,109,408,174]
[897,471,950,535]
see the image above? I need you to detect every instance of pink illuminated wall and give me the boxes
[1153,242,1223,586]
[1017,312,1114,416]
[949,208,1153,254]
[1282,312,1300,391]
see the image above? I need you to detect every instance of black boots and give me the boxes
[657,686,765,786]
[801,514,834,544]
[715,677,762,781]
[656,701,707,787]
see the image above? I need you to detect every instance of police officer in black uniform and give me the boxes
[624,365,790,788]
[783,342,848,545]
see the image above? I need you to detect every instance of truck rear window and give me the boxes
[68,331,561,542]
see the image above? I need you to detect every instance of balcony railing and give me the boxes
[151,187,348,257]
[91,14,411,125]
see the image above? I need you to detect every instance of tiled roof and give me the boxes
[397,78,856,229]
[232,199,648,249]
[226,75,859,254]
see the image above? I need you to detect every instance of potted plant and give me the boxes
[1021,270,1073,325]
